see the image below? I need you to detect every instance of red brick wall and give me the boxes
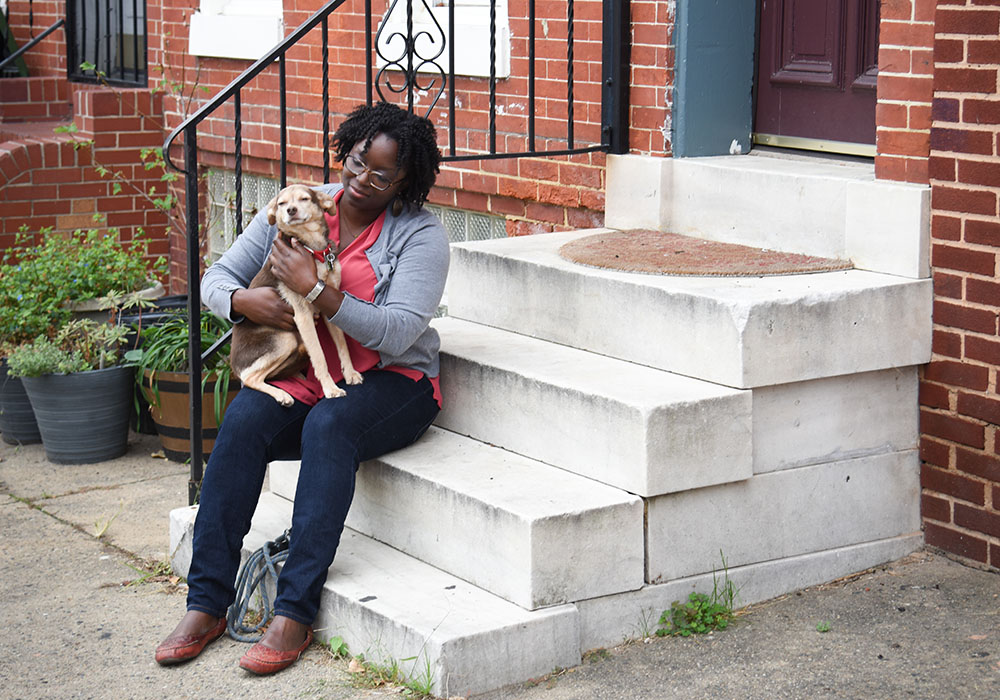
[3,0,66,77]
[0,86,170,274]
[921,0,1000,570]
[876,0,936,184]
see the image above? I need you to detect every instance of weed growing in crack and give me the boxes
[656,550,739,638]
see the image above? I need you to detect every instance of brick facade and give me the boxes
[2,0,999,570]
[920,0,1000,569]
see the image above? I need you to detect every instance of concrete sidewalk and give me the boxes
[1,433,998,700]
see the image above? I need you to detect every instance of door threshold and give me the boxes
[753,133,875,159]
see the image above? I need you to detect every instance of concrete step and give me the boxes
[268,425,645,609]
[446,230,933,389]
[245,492,581,698]
[431,316,752,496]
[646,449,922,583]
[605,152,930,279]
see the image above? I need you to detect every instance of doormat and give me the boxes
[558,230,854,277]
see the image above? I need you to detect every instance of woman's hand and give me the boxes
[231,287,296,330]
[269,237,318,297]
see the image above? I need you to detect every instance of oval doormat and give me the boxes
[559,230,853,277]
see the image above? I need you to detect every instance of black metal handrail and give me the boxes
[165,0,631,505]
[0,17,63,72]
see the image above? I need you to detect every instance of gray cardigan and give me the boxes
[201,183,450,379]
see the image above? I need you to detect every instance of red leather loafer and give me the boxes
[238,628,313,675]
[155,617,227,666]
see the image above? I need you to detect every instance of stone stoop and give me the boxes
[169,153,933,697]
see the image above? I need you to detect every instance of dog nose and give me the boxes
[286,206,297,217]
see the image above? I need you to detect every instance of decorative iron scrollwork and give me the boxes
[374,0,447,116]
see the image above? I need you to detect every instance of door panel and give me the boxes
[755,0,878,147]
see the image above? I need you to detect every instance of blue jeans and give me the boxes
[186,370,439,625]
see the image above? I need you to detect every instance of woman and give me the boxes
[154,102,448,674]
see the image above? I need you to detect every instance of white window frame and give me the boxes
[188,0,284,61]
[377,0,511,79]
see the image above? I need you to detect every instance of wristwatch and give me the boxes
[304,280,326,303]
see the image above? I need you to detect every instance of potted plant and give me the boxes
[6,319,135,463]
[0,225,165,445]
[125,310,238,462]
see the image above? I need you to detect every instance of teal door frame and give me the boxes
[672,0,757,157]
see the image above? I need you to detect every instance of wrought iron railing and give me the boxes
[163,0,630,504]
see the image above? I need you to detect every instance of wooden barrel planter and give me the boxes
[140,370,239,463]
[0,359,42,446]
[21,365,134,464]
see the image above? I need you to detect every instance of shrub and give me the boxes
[0,226,165,351]
[6,319,133,377]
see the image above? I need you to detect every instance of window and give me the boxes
[206,169,279,262]
[188,0,283,61]
[66,0,147,86]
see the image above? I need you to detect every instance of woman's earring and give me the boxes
[392,198,403,217]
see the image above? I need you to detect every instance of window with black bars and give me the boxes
[66,0,147,86]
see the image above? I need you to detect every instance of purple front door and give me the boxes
[755,0,879,146]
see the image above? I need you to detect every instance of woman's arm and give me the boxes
[201,207,295,329]
[330,213,450,356]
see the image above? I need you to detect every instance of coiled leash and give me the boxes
[226,529,291,642]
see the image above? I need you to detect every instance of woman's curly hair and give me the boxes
[332,102,441,209]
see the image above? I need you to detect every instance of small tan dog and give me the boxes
[230,184,363,405]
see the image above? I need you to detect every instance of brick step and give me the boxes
[267,425,645,609]
[244,492,581,698]
[431,316,752,496]
[445,229,932,389]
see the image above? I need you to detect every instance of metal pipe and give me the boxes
[184,127,204,507]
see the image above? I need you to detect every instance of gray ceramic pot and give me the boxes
[21,364,135,463]
[0,359,42,445]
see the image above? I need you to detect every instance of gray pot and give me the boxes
[21,365,135,464]
[0,359,42,445]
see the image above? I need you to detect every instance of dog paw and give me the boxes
[344,370,364,385]
[323,384,347,399]
[275,391,295,407]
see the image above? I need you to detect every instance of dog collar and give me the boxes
[305,244,336,270]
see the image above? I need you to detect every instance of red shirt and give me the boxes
[270,192,442,407]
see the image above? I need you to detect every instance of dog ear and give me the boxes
[265,195,278,225]
[315,190,337,214]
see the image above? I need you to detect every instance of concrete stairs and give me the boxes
[172,152,932,697]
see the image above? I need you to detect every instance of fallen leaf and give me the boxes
[970,635,988,640]
[348,658,365,674]
[151,450,166,459]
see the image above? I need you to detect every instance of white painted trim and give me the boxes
[188,0,284,61]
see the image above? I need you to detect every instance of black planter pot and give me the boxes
[119,294,189,435]
[0,359,42,445]
[21,365,135,464]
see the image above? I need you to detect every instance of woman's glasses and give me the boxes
[343,154,402,191]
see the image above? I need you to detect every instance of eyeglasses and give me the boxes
[343,154,403,191]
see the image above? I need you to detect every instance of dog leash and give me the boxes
[226,529,291,642]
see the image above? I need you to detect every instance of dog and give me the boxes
[230,184,363,406]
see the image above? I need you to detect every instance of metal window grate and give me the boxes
[66,0,147,86]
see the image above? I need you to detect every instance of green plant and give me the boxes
[656,551,739,638]
[327,635,350,659]
[816,620,832,633]
[0,225,164,352]
[6,319,132,377]
[124,310,234,424]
